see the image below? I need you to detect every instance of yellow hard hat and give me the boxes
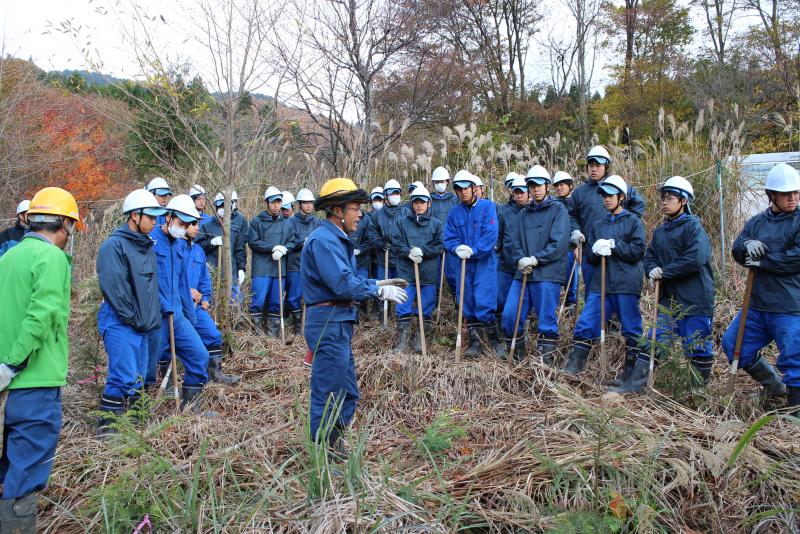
[27,187,86,231]
[316,177,368,210]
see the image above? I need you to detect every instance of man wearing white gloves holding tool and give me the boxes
[197,191,249,302]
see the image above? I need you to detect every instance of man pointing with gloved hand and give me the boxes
[302,177,406,459]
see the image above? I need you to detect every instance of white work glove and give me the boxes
[649,267,663,280]
[378,285,408,304]
[210,236,223,247]
[745,255,761,268]
[570,230,585,245]
[744,239,768,260]
[592,239,614,257]
[455,245,473,259]
[0,364,18,391]
[271,245,288,260]
[354,248,361,256]
[237,270,246,286]
[409,247,423,264]
[517,256,538,274]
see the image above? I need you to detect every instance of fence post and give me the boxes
[717,159,726,273]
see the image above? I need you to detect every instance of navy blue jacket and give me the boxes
[371,204,411,269]
[97,225,161,332]
[732,208,800,314]
[302,220,379,323]
[395,211,444,285]
[349,210,375,272]
[288,212,322,272]
[188,241,213,303]
[232,210,249,237]
[586,210,646,295]
[497,200,525,273]
[150,226,197,324]
[431,192,459,225]
[248,211,296,277]
[197,217,248,275]
[644,214,715,316]
[569,179,646,252]
[0,223,25,248]
[508,198,570,283]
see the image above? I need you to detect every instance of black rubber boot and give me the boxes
[180,385,218,416]
[207,346,241,385]
[606,346,639,386]
[743,357,787,398]
[563,340,592,375]
[690,358,713,387]
[157,360,170,381]
[291,309,303,336]
[508,335,528,363]
[265,313,281,338]
[393,318,412,353]
[463,323,486,358]
[412,319,432,354]
[487,321,508,359]
[96,394,124,440]
[610,357,650,394]
[249,311,264,333]
[537,337,558,367]
[0,492,37,534]
[786,386,800,417]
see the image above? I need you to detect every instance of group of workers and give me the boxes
[0,143,799,531]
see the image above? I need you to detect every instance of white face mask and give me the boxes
[169,224,187,240]
[216,208,225,218]
[434,182,447,193]
[387,194,402,206]
[372,201,384,211]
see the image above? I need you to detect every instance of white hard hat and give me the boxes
[452,170,479,188]
[408,180,424,193]
[264,186,283,202]
[431,166,450,182]
[166,194,200,221]
[188,184,206,197]
[765,163,800,193]
[510,175,528,190]
[296,188,315,202]
[597,175,628,196]
[661,176,695,200]
[281,191,296,207]
[553,171,574,185]
[526,165,551,184]
[410,185,432,202]
[123,189,167,216]
[213,191,238,206]
[472,174,484,187]
[16,200,31,214]
[146,177,171,194]
[587,146,612,166]
[370,186,385,199]
[384,179,402,193]
[504,172,518,186]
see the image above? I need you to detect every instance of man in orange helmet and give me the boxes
[0,187,84,532]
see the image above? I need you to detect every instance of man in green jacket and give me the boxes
[0,186,84,533]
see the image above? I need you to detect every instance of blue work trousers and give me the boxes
[250,276,282,313]
[722,310,800,387]
[565,250,578,305]
[285,270,302,312]
[456,260,497,324]
[1,388,62,499]
[98,302,149,399]
[501,280,561,338]
[145,328,162,386]
[574,292,643,344]
[444,254,459,295]
[157,314,209,387]
[643,314,713,363]
[581,255,595,295]
[496,271,514,315]
[396,284,437,319]
[306,317,360,444]
[194,307,223,348]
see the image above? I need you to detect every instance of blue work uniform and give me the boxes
[96,226,161,405]
[371,204,410,280]
[395,210,444,319]
[496,200,524,315]
[443,198,499,324]
[569,179,646,290]
[287,212,322,312]
[501,197,570,339]
[196,217,248,300]
[722,208,800,386]
[573,210,646,351]
[302,220,380,445]
[187,241,223,350]
[247,211,296,314]
[149,226,209,386]
[643,213,715,369]
[431,191,460,292]
[555,196,578,306]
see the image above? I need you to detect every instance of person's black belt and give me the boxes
[311,300,354,307]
